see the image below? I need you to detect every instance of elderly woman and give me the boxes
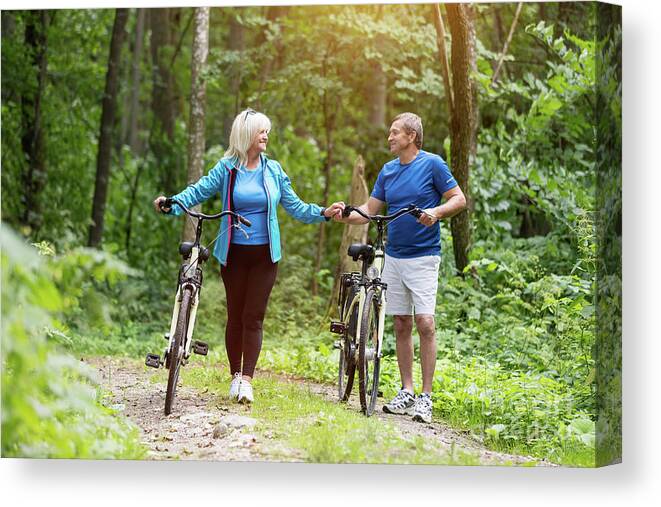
[154,109,343,404]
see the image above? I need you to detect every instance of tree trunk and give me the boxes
[127,8,145,153]
[223,11,245,143]
[326,156,370,319]
[432,4,454,117]
[182,7,210,243]
[467,5,479,159]
[20,11,50,236]
[150,8,178,195]
[368,60,387,128]
[446,4,475,274]
[88,9,129,248]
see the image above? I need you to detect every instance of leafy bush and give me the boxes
[1,224,146,459]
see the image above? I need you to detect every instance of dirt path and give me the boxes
[88,356,299,462]
[86,356,553,466]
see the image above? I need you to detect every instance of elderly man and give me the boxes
[337,112,466,423]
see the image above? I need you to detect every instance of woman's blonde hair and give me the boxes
[224,109,272,168]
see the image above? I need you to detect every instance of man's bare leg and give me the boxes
[394,315,414,391]
[415,314,437,394]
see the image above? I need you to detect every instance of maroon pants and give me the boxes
[220,244,278,377]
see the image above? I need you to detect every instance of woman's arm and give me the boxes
[278,167,328,224]
[167,161,226,215]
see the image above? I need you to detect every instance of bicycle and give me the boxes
[145,197,251,415]
[330,204,422,416]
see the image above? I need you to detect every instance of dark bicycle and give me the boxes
[330,204,422,416]
[145,198,251,415]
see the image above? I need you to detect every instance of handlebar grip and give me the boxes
[342,206,353,218]
[408,203,422,218]
[238,215,252,227]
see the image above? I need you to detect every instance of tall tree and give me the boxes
[149,8,178,195]
[127,8,146,153]
[182,7,210,242]
[88,9,129,248]
[445,3,475,273]
[367,6,387,130]
[20,11,50,236]
[223,10,245,143]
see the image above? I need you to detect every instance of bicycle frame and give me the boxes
[333,203,422,413]
[166,249,201,363]
[340,243,387,363]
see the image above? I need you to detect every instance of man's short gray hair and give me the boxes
[393,112,423,149]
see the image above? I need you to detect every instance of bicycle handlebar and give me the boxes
[161,198,252,227]
[341,203,423,222]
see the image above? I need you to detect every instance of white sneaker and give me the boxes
[383,389,415,415]
[237,379,254,404]
[412,393,433,423]
[229,372,241,400]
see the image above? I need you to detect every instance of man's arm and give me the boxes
[418,186,467,227]
[335,196,385,225]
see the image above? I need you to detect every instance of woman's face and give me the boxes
[249,127,269,154]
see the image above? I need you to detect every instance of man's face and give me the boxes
[387,120,415,155]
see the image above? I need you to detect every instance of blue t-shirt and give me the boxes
[231,165,269,245]
[371,150,457,258]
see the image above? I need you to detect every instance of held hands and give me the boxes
[324,201,345,220]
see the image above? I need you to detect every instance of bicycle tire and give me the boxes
[338,284,359,402]
[358,288,381,416]
[164,286,192,415]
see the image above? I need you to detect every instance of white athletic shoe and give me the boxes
[229,372,242,400]
[412,392,433,424]
[238,379,254,404]
[383,388,415,415]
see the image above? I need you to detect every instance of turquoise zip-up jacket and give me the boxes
[169,153,327,266]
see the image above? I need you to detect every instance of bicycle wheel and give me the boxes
[358,288,381,416]
[338,284,358,402]
[165,286,192,415]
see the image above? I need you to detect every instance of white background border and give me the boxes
[1,0,658,504]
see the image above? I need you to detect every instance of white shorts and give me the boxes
[381,254,440,316]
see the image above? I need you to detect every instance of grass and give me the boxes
[258,342,596,467]
[179,361,482,466]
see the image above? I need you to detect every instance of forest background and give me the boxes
[1,1,622,468]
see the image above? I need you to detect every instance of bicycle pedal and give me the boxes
[163,332,170,341]
[333,340,341,350]
[193,340,208,356]
[145,353,161,368]
[330,321,346,334]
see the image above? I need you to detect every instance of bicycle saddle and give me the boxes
[347,243,375,262]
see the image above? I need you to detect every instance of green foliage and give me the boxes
[1,224,146,459]
[472,21,596,241]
